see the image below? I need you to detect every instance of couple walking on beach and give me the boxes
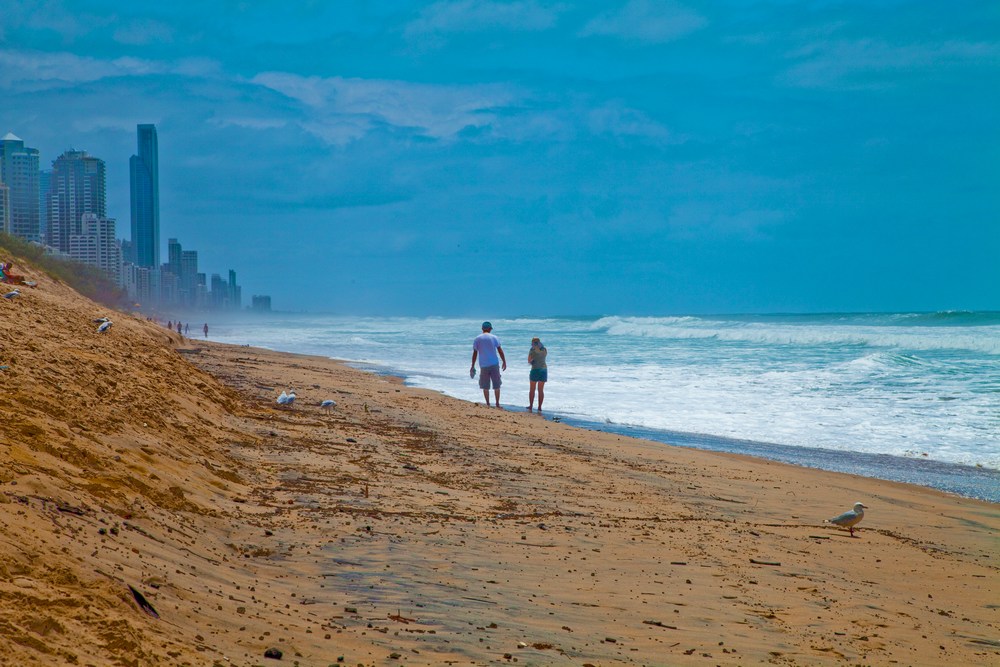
[470,321,547,411]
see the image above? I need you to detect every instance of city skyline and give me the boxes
[1,2,997,315]
[0,122,248,313]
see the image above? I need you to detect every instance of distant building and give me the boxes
[251,295,272,312]
[47,150,107,253]
[70,213,120,282]
[0,132,41,241]
[0,182,9,234]
[180,249,199,305]
[38,169,51,239]
[228,269,241,310]
[129,124,159,268]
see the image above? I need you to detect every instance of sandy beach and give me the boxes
[1,267,998,666]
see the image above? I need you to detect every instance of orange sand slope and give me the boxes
[1,266,997,667]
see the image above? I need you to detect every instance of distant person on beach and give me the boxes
[176,321,182,336]
[527,337,547,412]
[184,323,189,336]
[203,323,209,338]
[471,321,507,408]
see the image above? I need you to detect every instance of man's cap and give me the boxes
[481,321,492,330]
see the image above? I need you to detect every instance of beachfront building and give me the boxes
[0,132,41,242]
[70,213,121,283]
[129,124,159,268]
[38,169,51,240]
[121,264,161,307]
[47,150,107,254]
[0,182,9,234]
[251,295,272,312]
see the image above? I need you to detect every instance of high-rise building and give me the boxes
[38,169,51,239]
[228,269,242,310]
[0,132,41,241]
[0,182,9,234]
[70,213,120,282]
[47,150,106,253]
[129,124,159,268]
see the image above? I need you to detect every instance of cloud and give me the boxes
[251,72,523,141]
[587,103,676,143]
[782,39,1000,89]
[0,49,221,89]
[579,0,706,43]
[406,0,563,36]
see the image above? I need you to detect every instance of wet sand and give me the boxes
[0,267,998,666]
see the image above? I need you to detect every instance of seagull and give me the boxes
[276,389,296,406]
[93,317,110,323]
[97,320,113,333]
[2,289,20,299]
[320,399,336,411]
[825,502,868,537]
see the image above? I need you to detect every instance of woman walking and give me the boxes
[528,337,547,412]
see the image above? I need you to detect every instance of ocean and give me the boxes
[205,312,1000,502]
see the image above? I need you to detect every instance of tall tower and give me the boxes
[130,124,159,267]
[47,150,106,253]
[0,132,41,241]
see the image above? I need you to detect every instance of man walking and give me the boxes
[471,321,507,408]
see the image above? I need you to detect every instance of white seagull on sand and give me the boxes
[276,389,296,406]
[320,399,336,411]
[93,316,110,323]
[3,289,20,299]
[825,502,868,537]
[97,320,113,333]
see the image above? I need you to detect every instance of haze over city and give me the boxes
[2,1,997,314]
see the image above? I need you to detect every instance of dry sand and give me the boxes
[0,266,997,666]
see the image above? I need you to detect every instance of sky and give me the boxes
[1,0,997,315]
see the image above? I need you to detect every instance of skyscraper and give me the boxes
[130,124,159,267]
[47,150,106,253]
[0,132,41,241]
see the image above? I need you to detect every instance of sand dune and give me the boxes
[1,265,997,666]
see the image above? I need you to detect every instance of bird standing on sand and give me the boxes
[276,389,296,406]
[320,399,336,411]
[3,289,20,299]
[825,502,868,537]
[97,320,113,333]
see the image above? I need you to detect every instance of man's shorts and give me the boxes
[529,368,548,383]
[479,364,502,390]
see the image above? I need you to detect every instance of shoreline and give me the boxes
[346,360,1000,504]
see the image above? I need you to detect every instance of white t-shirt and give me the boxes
[473,332,502,367]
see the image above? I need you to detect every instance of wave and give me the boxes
[586,315,1000,355]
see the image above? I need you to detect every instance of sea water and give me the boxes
[205,312,1000,502]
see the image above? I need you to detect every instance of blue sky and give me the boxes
[1,0,997,314]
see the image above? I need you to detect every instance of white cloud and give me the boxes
[251,72,522,141]
[587,103,676,143]
[782,39,1000,89]
[579,0,706,43]
[406,0,563,36]
[0,49,221,89]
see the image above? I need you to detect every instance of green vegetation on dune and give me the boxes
[0,232,126,308]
